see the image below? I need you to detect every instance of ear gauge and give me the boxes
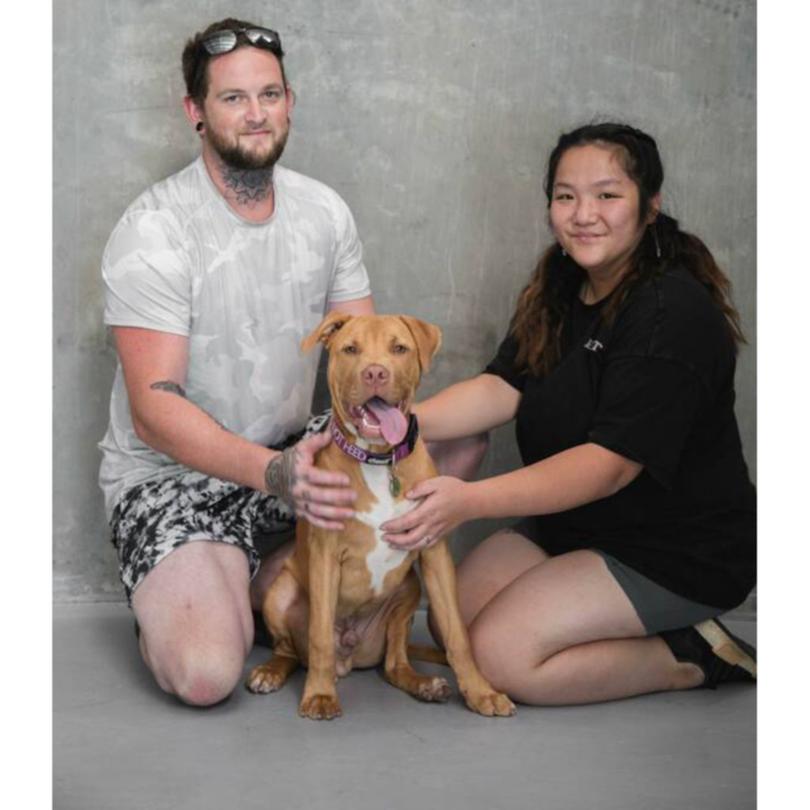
[195,122,204,133]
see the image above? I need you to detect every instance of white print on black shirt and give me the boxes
[584,338,604,352]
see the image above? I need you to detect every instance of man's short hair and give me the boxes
[182,17,287,105]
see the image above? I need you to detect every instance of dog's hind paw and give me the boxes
[464,690,516,717]
[416,676,452,703]
[299,693,343,720]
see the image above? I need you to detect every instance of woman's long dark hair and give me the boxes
[511,122,745,376]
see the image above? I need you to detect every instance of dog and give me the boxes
[245,312,515,720]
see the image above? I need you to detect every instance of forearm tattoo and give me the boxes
[264,445,298,508]
[150,379,228,431]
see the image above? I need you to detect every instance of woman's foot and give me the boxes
[660,618,756,689]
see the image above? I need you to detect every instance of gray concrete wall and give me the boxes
[53,0,756,602]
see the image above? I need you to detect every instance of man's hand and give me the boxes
[380,475,474,551]
[265,431,357,530]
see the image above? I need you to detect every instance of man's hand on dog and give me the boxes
[265,431,357,530]
[381,475,473,550]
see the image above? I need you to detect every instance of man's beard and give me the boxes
[207,123,289,171]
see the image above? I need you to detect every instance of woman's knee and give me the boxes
[468,614,530,694]
[455,530,547,626]
[426,432,489,479]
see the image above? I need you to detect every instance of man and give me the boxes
[98,18,374,706]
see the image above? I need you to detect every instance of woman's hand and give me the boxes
[381,475,476,551]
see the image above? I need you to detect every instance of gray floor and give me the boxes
[54,602,756,810]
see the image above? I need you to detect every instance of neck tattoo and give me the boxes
[221,166,275,206]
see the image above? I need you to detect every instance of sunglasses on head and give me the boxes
[201,26,282,56]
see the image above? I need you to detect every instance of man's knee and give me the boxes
[144,636,247,707]
[171,655,243,707]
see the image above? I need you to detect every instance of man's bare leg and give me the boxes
[132,541,254,706]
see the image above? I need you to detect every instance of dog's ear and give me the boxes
[301,312,354,353]
[398,316,442,373]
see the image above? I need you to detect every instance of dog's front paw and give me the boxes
[245,660,289,694]
[464,689,516,717]
[299,693,343,720]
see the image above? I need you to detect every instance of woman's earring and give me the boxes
[652,226,661,259]
[560,245,567,257]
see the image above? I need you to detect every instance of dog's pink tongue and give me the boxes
[366,398,408,445]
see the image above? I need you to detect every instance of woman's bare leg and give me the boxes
[454,531,703,705]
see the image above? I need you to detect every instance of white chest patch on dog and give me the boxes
[355,465,416,595]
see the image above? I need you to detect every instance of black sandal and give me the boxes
[660,618,756,689]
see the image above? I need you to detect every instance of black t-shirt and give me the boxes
[485,266,756,609]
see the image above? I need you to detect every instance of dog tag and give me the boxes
[389,469,402,497]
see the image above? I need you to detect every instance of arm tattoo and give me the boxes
[149,379,228,431]
[150,380,187,397]
[264,445,298,509]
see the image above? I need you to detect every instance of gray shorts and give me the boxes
[592,550,722,635]
[510,520,721,635]
[109,411,331,605]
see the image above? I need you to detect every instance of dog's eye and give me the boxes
[342,344,359,355]
[392,344,409,354]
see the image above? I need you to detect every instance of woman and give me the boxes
[382,122,756,705]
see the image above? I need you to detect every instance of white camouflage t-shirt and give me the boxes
[98,157,370,519]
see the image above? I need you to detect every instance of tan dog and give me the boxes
[246,313,515,720]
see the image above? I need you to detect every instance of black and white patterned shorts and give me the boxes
[109,411,331,605]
